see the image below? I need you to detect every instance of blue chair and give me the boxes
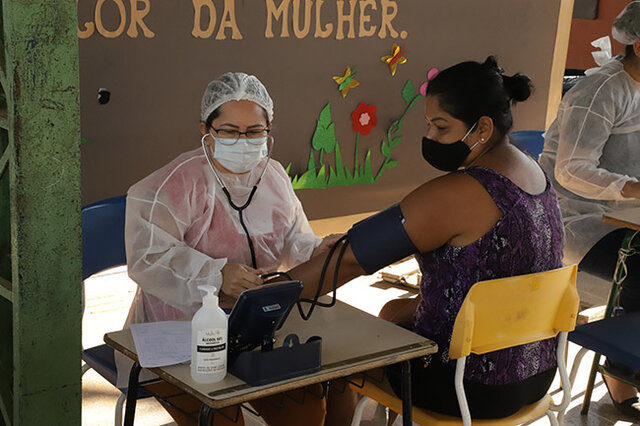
[81,195,151,425]
[509,130,545,161]
[567,312,640,417]
[566,230,640,417]
[570,312,640,373]
[82,195,127,280]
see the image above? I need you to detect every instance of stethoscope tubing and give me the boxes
[201,133,275,269]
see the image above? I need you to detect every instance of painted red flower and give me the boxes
[351,103,378,136]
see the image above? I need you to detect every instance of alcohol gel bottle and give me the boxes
[191,285,227,383]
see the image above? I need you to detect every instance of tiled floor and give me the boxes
[82,266,639,425]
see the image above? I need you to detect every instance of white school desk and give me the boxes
[603,206,640,231]
[105,299,437,426]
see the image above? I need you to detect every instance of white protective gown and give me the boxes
[116,147,321,386]
[539,59,640,266]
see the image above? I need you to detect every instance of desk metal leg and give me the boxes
[581,230,638,415]
[401,360,412,426]
[199,405,214,425]
[124,362,142,426]
[580,353,601,415]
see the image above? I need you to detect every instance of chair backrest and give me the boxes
[449,265,579,359]
[81,195,127,280]
[509,130,545,160]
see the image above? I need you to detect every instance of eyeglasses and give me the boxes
[211,127,271,145]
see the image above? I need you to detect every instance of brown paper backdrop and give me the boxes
[79,0,564,219]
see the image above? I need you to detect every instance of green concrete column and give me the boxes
[0,0,82,424]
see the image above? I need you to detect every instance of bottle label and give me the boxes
[196,328,227,374]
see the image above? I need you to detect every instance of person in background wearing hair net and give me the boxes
[119,72,339,426]
[540,1,640,419]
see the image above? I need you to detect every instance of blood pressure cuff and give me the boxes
[347,203,418,275]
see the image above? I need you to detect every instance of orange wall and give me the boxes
[567,0,629,70]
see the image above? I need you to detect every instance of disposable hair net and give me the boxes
[612,1,640,45]
[201,72,274,123]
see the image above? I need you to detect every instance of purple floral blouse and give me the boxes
[413,166,565,385]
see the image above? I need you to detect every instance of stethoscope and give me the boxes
[200,132,274,270]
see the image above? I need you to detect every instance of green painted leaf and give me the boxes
[292,167,327,189]
[312,104,337,154]
[386,160,399,169]
[307,151,316,171]
[390,136,402,148]
[292,169,315,189]
[389,121,401,135]
[345,166,353,180]
[381,141,391,158]
[354,135,360,173]
[363,150,373,182]
[401,81,415,105]
[328,169,344,186]
[319,103,332,125]
[329,165,336,180]
[317,165,327,182]
[285,163,292,175]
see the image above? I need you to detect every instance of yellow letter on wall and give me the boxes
[292,0,312,39]
[265,0,291,38]
[378,0,399,39]
[77,0,95,39]
[314,0,333,38]
[216,0,243,39]
[358,0,377,37]
[95,0,127,38]
[192,0,217,38]
[127,0,155,38]
[78,21,95,39]
[336,0,357,40]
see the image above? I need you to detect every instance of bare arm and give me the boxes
[288,242,365,301]
[622,181,640,198]
[401,172,501,251]
[287,172,500,301]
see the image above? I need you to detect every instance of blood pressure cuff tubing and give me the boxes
[347,203,418,275]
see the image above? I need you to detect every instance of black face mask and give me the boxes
[421,123,479,171]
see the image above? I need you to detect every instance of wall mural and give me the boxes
[77,0,562,218]
[287,55,437,189]
[288,76,430,189]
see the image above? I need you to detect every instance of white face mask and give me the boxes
[212,137,268,173]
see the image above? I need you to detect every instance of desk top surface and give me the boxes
[105,299,437,408]
[603,207,640,231]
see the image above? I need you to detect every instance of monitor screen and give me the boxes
[228,280,303,357]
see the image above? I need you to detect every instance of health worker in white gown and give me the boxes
[116,72,338,398]
[540,2,640,419]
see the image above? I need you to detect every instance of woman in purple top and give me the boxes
[288,56,565,423]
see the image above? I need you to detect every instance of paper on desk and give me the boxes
[130,321,191,368]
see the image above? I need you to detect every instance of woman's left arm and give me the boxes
[288,173,494,300]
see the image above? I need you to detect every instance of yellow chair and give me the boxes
[350,265,579,426]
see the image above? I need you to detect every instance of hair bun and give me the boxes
[502,73,532,103]
[482,56,502,73]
